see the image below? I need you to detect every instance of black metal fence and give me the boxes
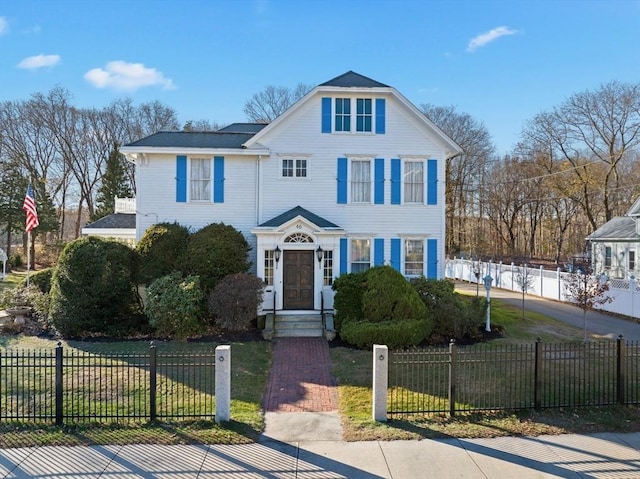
[0,343,217,424]
[388,337,640,418]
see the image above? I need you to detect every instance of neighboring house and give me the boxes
[81,197,137,245]
[121,71,462,317]
[587,197,640,279]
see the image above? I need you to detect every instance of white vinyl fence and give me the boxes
[445,258,640,319]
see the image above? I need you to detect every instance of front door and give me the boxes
[283,250,314,309]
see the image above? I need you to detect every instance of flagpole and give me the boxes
[26,231,31,287]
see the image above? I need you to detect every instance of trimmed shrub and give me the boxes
[411,277,485,344]
[49,237,146,338]
[144,272,205,339]
[362,266,427,322]
[340,319,431,350]
[207,273,264,331]
[20,267,54,294]
[136,222,190,284]
[180,223,251,293]
[332,270,367,331]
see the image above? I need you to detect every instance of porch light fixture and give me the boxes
[316,246,324,263]
[274,246,281,264]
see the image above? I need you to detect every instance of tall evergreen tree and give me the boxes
[0,159,28,261]
[92,142,133,221]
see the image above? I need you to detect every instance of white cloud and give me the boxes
[467,26,518,52]
[0,17,8,35]
[17,54,61,69]
[84,61,176,91]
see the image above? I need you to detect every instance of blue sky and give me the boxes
[1,0,639,155]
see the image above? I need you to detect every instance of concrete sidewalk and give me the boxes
[1,432,639,478]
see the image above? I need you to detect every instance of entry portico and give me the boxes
[252,206,344,314]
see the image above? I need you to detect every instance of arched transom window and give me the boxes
[284,233,313,243]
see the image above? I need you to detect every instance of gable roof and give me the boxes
[259,206,340,228]
[319,71,389,88]
[83,213,136,230]
[587,216,639,241]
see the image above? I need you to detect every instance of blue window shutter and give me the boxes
[214,156,224,203]
[427,238,438,278]
[322,97,332,133]
[374,238,384,266]
[340,238,348,274]
[337,157,348,204]
[375,98,385,134]
[390,238,401,272]
[374,158,384,204]
[176,155,187,202]
[427,159,438,205]
[391,159,401,204]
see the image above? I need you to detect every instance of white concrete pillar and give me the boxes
[372,344,388,422]
[215,345,231,423]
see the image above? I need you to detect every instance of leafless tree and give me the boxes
[244,83,313,123]
[563,272,613,342]
[420,104,495,255]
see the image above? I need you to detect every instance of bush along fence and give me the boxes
[372,337,640,421]
[0,343,231,425]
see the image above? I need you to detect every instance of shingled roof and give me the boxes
[83,213,136,230]
[259,206,340,228]
[319,71,389,88]
[587,216,639,241]
[125,129,264,149]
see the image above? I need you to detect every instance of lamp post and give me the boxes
[483,274,493,332]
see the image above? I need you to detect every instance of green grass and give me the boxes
[0,337,271,448]
[0,271,25,293]
[330,297,640,441]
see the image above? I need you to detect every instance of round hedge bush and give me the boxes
[331,270,367,331]
[179,222,251,293]
[340,318,431,350]
[49,237,146,338]
[362,266,427,322]
[136,222,190,284]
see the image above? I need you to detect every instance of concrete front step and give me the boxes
[273,314,323,338]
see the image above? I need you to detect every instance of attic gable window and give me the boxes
[356,99,372,132]
[335,98,351,132]
[323,97,385,134]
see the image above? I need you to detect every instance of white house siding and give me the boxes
[136,153,260,271]
[254,92,448,277]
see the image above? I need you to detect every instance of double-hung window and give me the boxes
[351,239,371,273]
[356,99,372,132]
[605,246,612,268]
[405,240,424,276]
[335,98,351,132]
[629,251,635,272]
[282,159,307,178]
[351,160,371,203]
[404,161,424,203]
[190,158,211,201]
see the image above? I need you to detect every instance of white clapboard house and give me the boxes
[121,71,461,337]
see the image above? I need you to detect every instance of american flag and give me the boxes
[23,184,39,233]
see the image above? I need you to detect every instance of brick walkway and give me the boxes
[263,337,339,412]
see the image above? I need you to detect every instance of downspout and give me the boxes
[256,156,261,225]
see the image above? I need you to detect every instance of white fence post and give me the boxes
[372,344,388,422]
[215,345,231,423]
